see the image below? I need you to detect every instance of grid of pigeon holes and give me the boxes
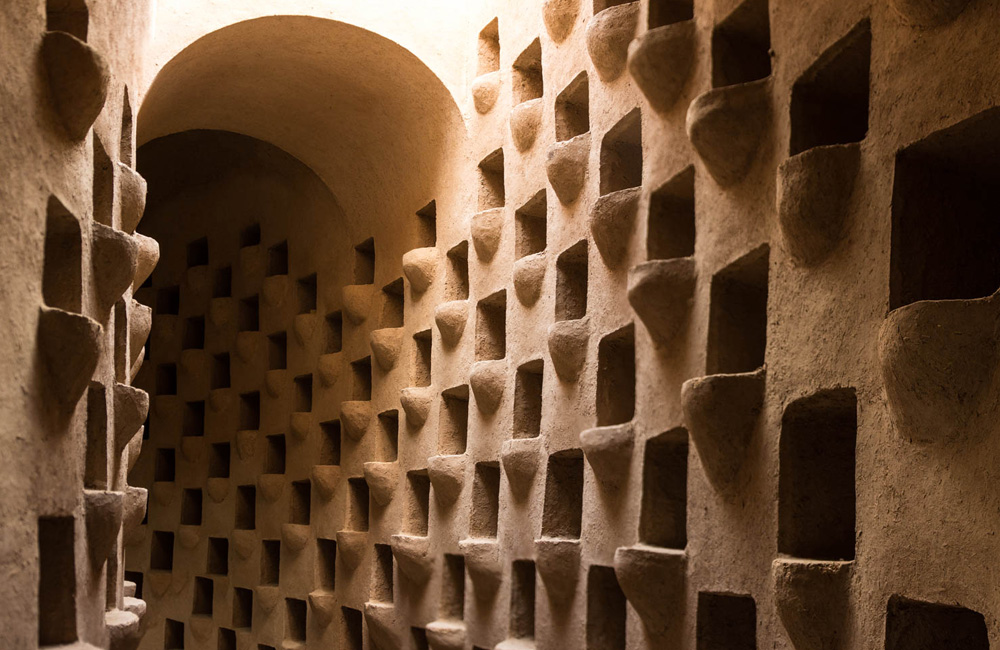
[124,1,1000,650]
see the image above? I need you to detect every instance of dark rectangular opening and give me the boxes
[294,374,313,412]
[164,619,184,649]
[298,273,317,313]
[600,109,642,195]
[183,316,205,349]
[587,566,626,650]
[413,330,432,387]
[93,136,113,225]
[193,576,213,615]
[266,435,286,474]
[513,38,543,104]
[541,450,584,538]
[239,392,260,430]
[183,401,205,437]
[155,448,175,482]
[640,428,688,548]
[290,480,311,525]
[479,148,506,210]
[439,386,469,455]
[238,296,259,332]
[596,324,635,426]
[886,596,989,650]
[157,363,177,395]
[471,463,501,538]
[158,285,180,315]
[417,200,437,248]
[412,628,430,650]
[372,543,394,603]
[187,237,209,267]
[378,410,399,462]
[240,223,261,248]
[348,478,369,531]
[317,538,337,589]
[326,311,343,353]
[181,488,203,526]
[208,537,228,575]
[446,241,470,301]
[476,290,506,360]
[515,190,547,258]
[514,360,544,439]
[85,382,107,489]
[285,598,306,642]
[789,19,870,155]
[510,560,536,639]
[648,166,696,260]
[218,628,236,650]
[697,592,757,650]
[46,0,89,41]
[212,353,230,389]
[267,241,288,276]
[649,0,694,27]
[354,238,376,285]
[406,471,431,536]
[478,18,500,75]
[351,357,372,401]
[150,530,174,571]
[260,540,280,585]
[114,300,127,382]
[778,388,857,561]
[343,607,363,650]
[214,266,232,298]
[38,516,76,645]
[441,554,465,620]
[43,197,82,312]
[707,245,768,375]
[320,420,341,465]
[381,278,405,328]
[555,72,589,142]
[268,332,287,370]
[556,240,588,321]
[233,587,253,629]
[124,570,144,600]
[890,107,1000,309]
[236,485,256,530]
[712,0,771,88]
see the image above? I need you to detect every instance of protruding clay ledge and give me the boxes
[151,481,177,507]
[309,589,337,627]
[38,306,102,411]
[312,465,341,500]
[496,638,537,650]
[547,317,590,381]
[365,601,401,650]
[114,383,149,453]
[188,615,213,641]
[470,360,506,414]
[336,530,367,567]
[371,327,405,370]
[290,412,311,441]
[232,529,256,560]
[177,524,201,549]
[208,297,234,330]
[183,265,211,304]
[401,386,435,428]
[777,143,861,266]
[391,534,434,582]
[106,606,142,650]
[180,436,203,463]
[546,133,590,205]
[772,557,852,650]
[590,187,640,268]
[513,252,547,306]
[534,537,581,599]
[235,331,263,363]
[258,474,284,502]
[472,208,505,261]
[402,247,440,294]
[501,437,541,497]
[293,312,318,346]
[122,486,147,540]
[890,0,971,26]
[435,300,470,347]
[92,223,138,315]
[282,523,310,552]
[681,366,765,492]
[543,0,579,42]
[126,435,143,471]
[118,164,147,235]
[686,78,771,186]
[132,233,159,291]
[459,537,502,592]
[129,300,152,366]
[580,422,634,486]
[255,584,281,613]
[84,489,123,569]
[878,292,1000,443]
[627,20,697,113]
[426,619,466,650]
[42,31,109,140]
[511,98,544,152]
[586,2,640,82]
[238,244,264,282]
[364,461,399,506]
[428,454,465,503]
[179,349,208,387]
[472,71,501,114]
[627,258,697,348]
[265,369,285,398]
[318,352,341,387]
[206,477,229,503]
[342,284,374,325]
[614,544,686,636]
[341,400,372,440]
[261,274,290,311]
[235,430,257,460]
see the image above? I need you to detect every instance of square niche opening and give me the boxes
[513,38,543,105]
[707,245,769,375]
[446,241,470,301]
[596,324,635,426]
[479,149,506,211]
[600,109,642,196]
[478,18,500,75]
[586,565,626,650]
[541,449,584,539]
[439,385,470,455]
[885,596,989,650]
[697,592,757,650]
[476,290,507,361]
[711,0,771,89]
[555,71,589,142]
[515,190,547,259]
[416,200,437,248]
[267,241,288,276]
[354,238,376,285]
[639,428,688,549]
[648,165,695,260]
[649,0,694,28]
[405,470,431,536]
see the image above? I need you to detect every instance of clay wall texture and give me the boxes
[5,0,1000,649]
